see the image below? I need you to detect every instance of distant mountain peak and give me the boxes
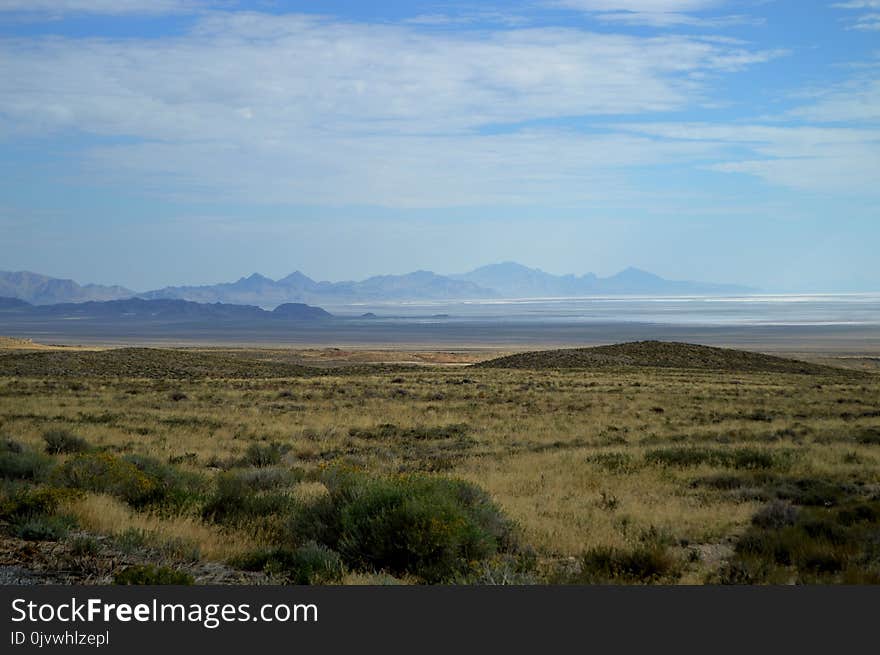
[611,267,662,280]
[241,272,272,283]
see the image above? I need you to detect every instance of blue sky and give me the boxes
[0,0,878,292]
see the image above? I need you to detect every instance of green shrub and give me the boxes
[0,484,77,521]
[43,429,90,455]
[52,453,203,509]
[69,534,101,557]
[114,527,150,553]
[722,499,880,584]
[772,478,858,507]
[53,453,159,507]
[201,471,294,526]
[855,429,880,446]
[284,468,516,583]
[121,454,205,510]
[587,452,636,473]
[752,501,799,529]
[1,439,22,454]
[13,513,76,541]
[645,447,793,470]
[113,527,200,562]
[348,423,469,441]
[242,442,287,467]
[570,545,681,584]
[235,542,345,585]
[113,565,194,585]
[0,441,53,481]
[232,466,301,491]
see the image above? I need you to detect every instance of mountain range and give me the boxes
[0,297,332,321]
[0,263,755,308]
[0,271,135,305]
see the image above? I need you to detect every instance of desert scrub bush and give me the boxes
[464,550,539,585]
[0,481,79,541]
[52,453,159,507]
[0,483,78,521]
[43,429,90,455]
[348,423,470,441]
[692,473,867,507]
[717,499,880,584]
[0,440,53,481]
[565,544,682,584]
[113,527,201,563]
[644,447,795,470]
[68,534,101,557]
[284,468,517,583]
[1,438,22,453]
[855,428,880,446]
[201,470,296,528]
[53,453,204,510]
[114,565,194,585]
[751,500,799,530]
[122,454,206,511]
[241,442,289,467]
[233,542,345,585]
[587,452,636,474]
[13,513,77,541]
[228,466,303,492]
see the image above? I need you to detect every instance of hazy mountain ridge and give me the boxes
[455,263,753,297]
[0,297,331,321]
[140,270,495,305]
[1,264,755,307]
[0,271,135,305]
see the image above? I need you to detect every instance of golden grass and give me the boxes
[66,493,262,561]
[2,354,878,575]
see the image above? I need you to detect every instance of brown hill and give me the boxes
[0,347,320,379]
[475,341,841,375]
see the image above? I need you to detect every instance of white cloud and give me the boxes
[402,11,530,27]
[616,122,880,194]
[589,11,760,26]
[548,0,752,27]
[554,1,721,10]
[0,13,784,138]
[852,13,880,29]
[81,129,727,207]
[0,0,204,14]
[833,1,880,30]
[0,11,787,207]
[789,77,880,123]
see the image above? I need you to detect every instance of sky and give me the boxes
[0,0,878,292]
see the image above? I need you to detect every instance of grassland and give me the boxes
[1,341,878,585]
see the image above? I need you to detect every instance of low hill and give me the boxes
[476,341,839,375]
[0,348,321,379]
[271,303,333,319]
[0,297,31,310]
[0,297,332,322]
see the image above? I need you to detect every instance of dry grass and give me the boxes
[67,493,261,561]
[1,343,878,583]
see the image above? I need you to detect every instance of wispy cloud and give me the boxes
[0,11,786,207]
[548,0,756,28]
[402,11,530,27]
[0,0,206,15]
[789,76,880,124]
[616,122,880,195]
[832,0,880,30]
